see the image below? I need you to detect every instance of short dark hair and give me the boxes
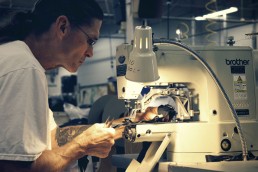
[0,0,103,43]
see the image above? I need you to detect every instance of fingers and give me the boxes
[74,123,115,158]
[134,107,159,122]
[86,145,114,158]
[114,126,125,140]
[85,132,115,158]
[146,107,158,114]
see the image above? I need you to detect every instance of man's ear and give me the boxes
[60,24,65,33]
[55,15,70,37]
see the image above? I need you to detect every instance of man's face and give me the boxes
[60,19,102,72]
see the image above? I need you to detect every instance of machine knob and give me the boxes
[124,125,136,142]
[221,139,231,151]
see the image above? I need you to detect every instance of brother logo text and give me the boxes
[225,59,249,66]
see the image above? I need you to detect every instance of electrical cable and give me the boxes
[240,0,244,21]
[153,39,248,161]
[166,0,171,39]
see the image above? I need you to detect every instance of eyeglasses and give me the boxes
[76,26,97,47]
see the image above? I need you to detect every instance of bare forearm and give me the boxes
[32,140,85,172]
[55,125,91,147]
[40,125,91,171]
[0,124,115,172]
[0,126,91,172]
[0,140,85,172]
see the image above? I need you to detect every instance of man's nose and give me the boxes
[85,47,93,57]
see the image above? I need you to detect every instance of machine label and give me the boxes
[236,109,249,116]
[233,74,247,100]
[116,64,127,76]
[225,59,249,66]
[231,66,245,74]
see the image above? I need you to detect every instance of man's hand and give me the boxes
[135,104,176,122]
[73,123,115,158]
[135,107,158,121]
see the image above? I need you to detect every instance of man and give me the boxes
[0,0,116,171]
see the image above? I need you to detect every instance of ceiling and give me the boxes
[0,0,258,36]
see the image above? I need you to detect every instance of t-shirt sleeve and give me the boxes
[0,68,50,161]
[49,109,57,131]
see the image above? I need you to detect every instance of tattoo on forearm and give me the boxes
[56,126,89,146]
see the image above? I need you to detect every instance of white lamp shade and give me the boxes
[126,26,160,82]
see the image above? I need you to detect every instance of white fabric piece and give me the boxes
[0,41,57,161]
[148,95,177,111]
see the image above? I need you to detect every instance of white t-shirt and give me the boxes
[0,41,57,161]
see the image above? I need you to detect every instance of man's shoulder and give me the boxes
[0,41,43,75]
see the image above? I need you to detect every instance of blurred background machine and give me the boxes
[115,25,258,171]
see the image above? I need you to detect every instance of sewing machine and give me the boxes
[115,39,258,171]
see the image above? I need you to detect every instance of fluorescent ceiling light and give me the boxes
[195,7,238,20]
[176,29,181,35]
